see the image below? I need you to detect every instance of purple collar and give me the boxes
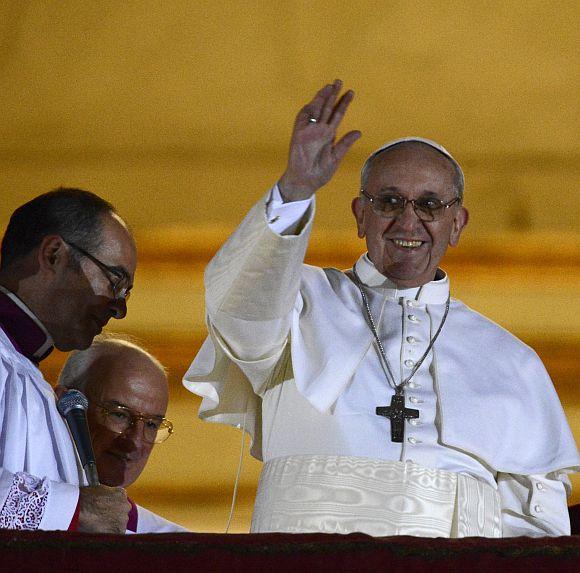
[127,498,138,532]
[0,287,53,364]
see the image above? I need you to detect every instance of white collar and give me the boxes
[354,253,450,304]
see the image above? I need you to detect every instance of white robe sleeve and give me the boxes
[0,337,81,530]
[266,184,313,235]
[130,504,189,534]
[497,471,571,537]
[183,189,314,458]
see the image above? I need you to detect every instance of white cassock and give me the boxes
[184,187,580,538]
[127,500,188,534]
[0,294,81,530]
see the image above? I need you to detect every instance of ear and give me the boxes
[351,197,366,239]
[449,206,469,247]
[37,235,69,274]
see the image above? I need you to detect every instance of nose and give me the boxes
[394,201,422,230]
[109,297,127,320]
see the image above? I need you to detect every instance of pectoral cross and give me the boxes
[376,394,419,443]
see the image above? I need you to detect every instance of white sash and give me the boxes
[251,455,501,538]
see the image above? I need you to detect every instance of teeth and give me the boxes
[394,240,423,248]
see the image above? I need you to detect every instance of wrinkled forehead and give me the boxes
[361,137,464,190]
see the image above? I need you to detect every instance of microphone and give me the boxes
[57,389,100,487]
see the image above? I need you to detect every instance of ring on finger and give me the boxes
[308,116,318,124]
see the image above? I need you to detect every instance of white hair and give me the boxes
[58,333,166,393]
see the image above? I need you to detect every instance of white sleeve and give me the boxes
[497,471,571,537]
[0,350,80,530]
[204,189,314,368]
[133,504,189,534]
[266,184,314,235]
[183,189,315,456]
[0,468,79,531]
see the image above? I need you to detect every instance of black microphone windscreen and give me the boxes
[57,389,89,417]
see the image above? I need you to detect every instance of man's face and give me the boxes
[84,351,169,488]
[47,213,137,351]
[352,144,468,287]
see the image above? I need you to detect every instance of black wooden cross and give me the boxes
[376,394,419,443]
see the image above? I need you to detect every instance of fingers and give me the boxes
[329,89,355,130]
[333,130,362,163]
[319,79,342,123]
[299,82,334,125]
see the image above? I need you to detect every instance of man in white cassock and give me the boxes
[57,335,188,533]
[0,189,135,532]
[184,80,579,538]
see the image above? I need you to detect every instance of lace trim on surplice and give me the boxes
[0,472,49,530]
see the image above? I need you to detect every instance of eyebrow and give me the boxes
[106,400,164,419]
[376,186,441,197]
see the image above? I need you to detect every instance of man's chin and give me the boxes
[51,326,95,351]
[99,454,141,488]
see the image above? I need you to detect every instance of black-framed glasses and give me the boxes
[360,189,461,222]
[63,239,132,300]
[94,402,174,444]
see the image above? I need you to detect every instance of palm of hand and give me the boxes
[280,80,361,202]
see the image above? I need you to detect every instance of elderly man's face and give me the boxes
[352,144,468,287]
[84,350,168,488]
[45,213,137,352]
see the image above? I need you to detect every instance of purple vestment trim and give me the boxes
[0,290,53,364]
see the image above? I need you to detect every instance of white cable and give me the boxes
[225,408,247,533]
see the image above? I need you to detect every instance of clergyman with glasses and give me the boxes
[0,188,135,533]
[57,335,187,533]
[185,80,579,537]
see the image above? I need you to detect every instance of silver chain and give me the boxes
[352,268,450,396]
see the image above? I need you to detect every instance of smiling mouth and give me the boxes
[392,239,424,248]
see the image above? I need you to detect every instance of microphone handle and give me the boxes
[66,408,101,486]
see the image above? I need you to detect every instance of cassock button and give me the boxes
[408,315,420,323]
[409,419,420,426]
[408,382,420,389]
[408,437,417,444]
[406,336,417,344]
[534,504,543,513]
[406,300,418,308]
[536,482,545,491]
[409,396,421,404]
[404,359,415,368]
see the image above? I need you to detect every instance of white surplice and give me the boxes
[0,327,81,530]
[184,188,580,537]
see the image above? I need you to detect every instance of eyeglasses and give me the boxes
[63,239,132,300]
[360,189,461,222]
[94,402,174,444]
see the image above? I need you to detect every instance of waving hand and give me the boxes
[279,80,361,202]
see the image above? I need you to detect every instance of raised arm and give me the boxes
[205,80,360,366]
